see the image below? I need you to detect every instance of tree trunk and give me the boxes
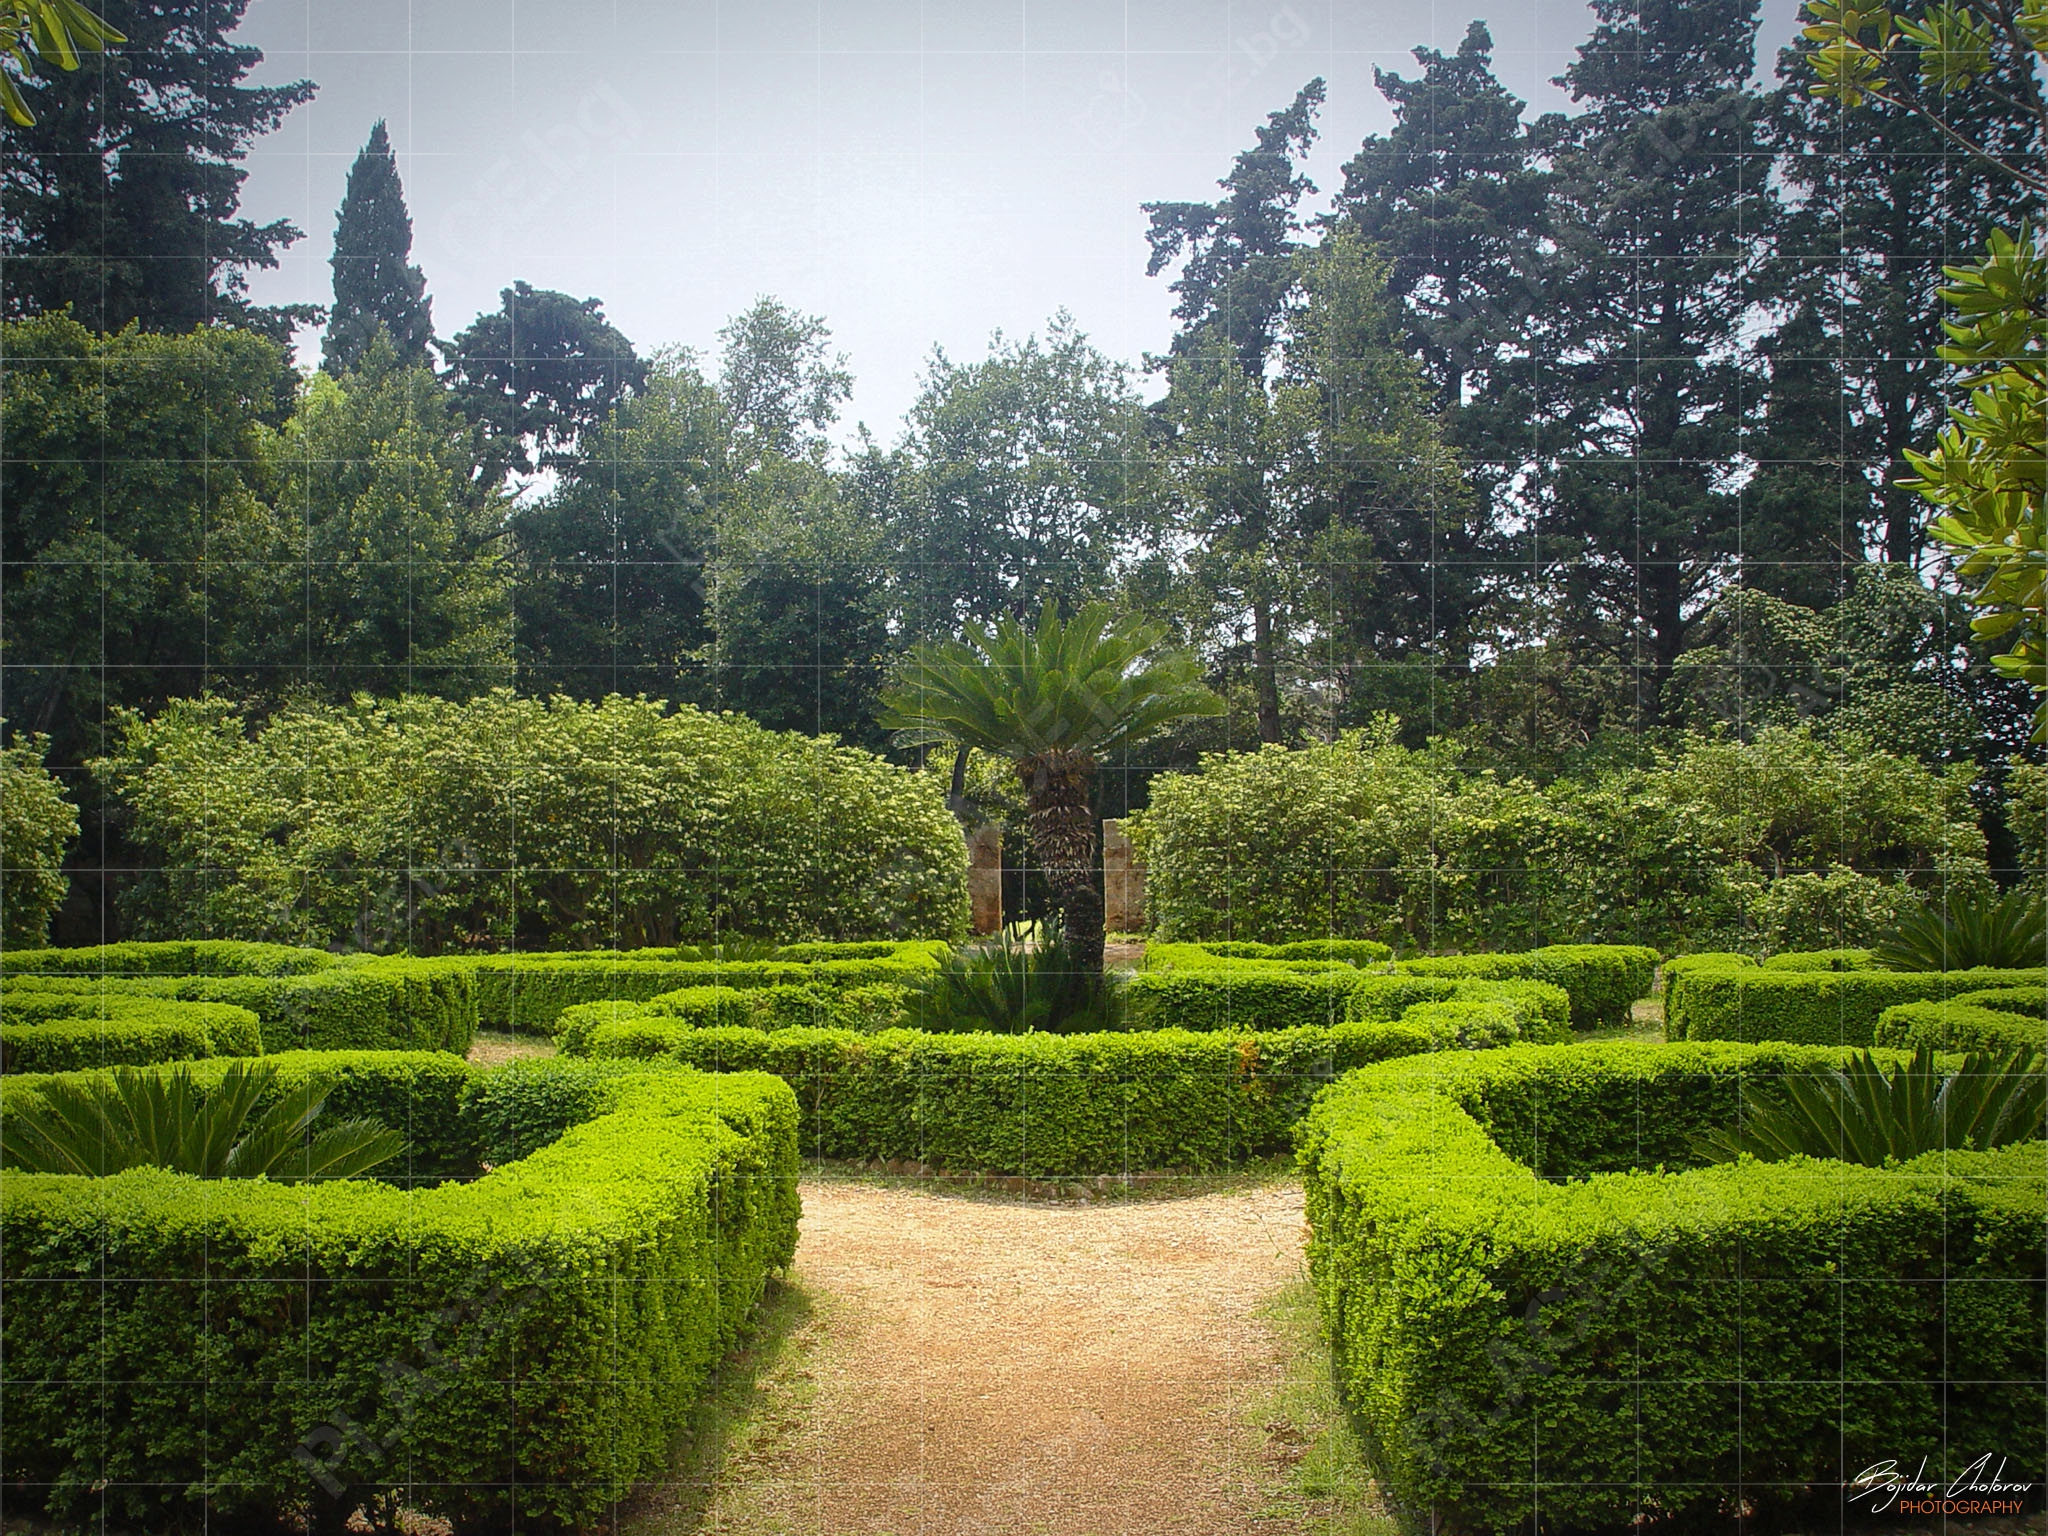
[1251,598,1283,744]
[1018,748,1102,976]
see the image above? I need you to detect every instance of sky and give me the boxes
[235,0,1810,439]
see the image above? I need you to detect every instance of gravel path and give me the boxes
[669,1177,1319,1535]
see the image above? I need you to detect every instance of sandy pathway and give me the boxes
[675,1178,1314,1536]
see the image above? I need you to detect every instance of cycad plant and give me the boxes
[879,602,1222,976]
[1696,1045,2045,1166]
[1873,887,2046,971]
[908,920,1115,1034]
[1,1061,406,1180]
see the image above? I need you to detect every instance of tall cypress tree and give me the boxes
[323,120,432,374]
[0,0,316,338]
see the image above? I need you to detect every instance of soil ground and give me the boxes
[623,1172,1389,1536]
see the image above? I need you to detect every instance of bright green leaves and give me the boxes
[0,0,122,127]
[1697,1044,2047,1164]
[1,1060,405,1181]
[1904,229,2048,731]
[878,601,1223,765]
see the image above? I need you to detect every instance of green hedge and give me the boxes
[1955,984,2047,1016]
[552,984,905,1053]
[1125,967,1576,1041]
[1298,1041,2046,1534]
[0,940,332,977]
[0,1064,800,1532]
[1396,945,1658,1029]
[1762,948,1876,970]
[1666,964,2045,1045]
[471,945,942,1032]
[1140,942,1360,975]
[3,959,474,1055]
[2,1049,477,1179]
[1875,999,2046,1054]
[1123,969,1361,1031]
[0,1001,263,1073]
[547,1018,1436,1176]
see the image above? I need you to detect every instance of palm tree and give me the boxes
[1,1060,406,1180]
[879,602,1222,975]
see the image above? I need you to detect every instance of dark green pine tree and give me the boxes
[0,0,317,339]
[1143,79,1325,380]
[1336,22,1547,412]
[323,120,433,374]
[1528,0,1778,728]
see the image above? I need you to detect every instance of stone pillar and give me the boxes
[966,823,1003,935]
[1102,818,1145,935]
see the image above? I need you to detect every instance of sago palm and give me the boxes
[1695,1044,2045,1166]
[1,1060,406,1181]
[879,602,1222,975]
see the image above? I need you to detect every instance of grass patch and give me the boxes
[1244,1277,1396,1534]
[465,1029,556,1067]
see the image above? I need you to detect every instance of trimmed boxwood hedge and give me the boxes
[470,943,944,1032]
[0,939,331,977]
[1762,948,1876,971]
[1875,998,2045,1054]
[545,1016,1438,1175]
[1666,963,2045,1045]
[0,1000,263,1072]
[1396,944,1658,1029]
[0,1062,799,1533]
[2,960,474,1055]
[1299,1041,2046,1535]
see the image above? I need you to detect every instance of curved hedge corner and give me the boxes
[0,1063,799,1534]
[1298,1041,2046,1535]
[1666,961,2045,1045]
[548,1016,1437,1176]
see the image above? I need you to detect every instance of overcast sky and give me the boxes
[235,0,1808,437]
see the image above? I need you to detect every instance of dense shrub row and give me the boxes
[471,941,943,1031]
[1876,988,2046,1053]
[1665,956,2044,1045]
[96,692,970,950]
[0,999,263,1072]
[529,1019,1437,1175]
[0,1060,800,1532]
[1299,1041,2045,1534]
[1,949,476,1057]
[1124,943,1649,1033]
[1135,725,1985,953]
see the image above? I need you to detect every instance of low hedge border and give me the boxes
[1298,1040,2046,1535]
[0,1062,800,1533]
[2,961,474,1056]
[1666,964,2045,1045]
[1875,999,2045,1054]
[1144,939,1391,969]
[0,940,332,977]
[1395,944,1659,1029]
[1762,948,1876,971]
[543,1017,1438,1175]
[552,983,911,1053]
[470,945,944,1032]
[0,1000,263,1073]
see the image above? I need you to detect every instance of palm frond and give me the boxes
[1696,1044,2046,1166]
[1873,888,2047,971]
[877,600,1222,763]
